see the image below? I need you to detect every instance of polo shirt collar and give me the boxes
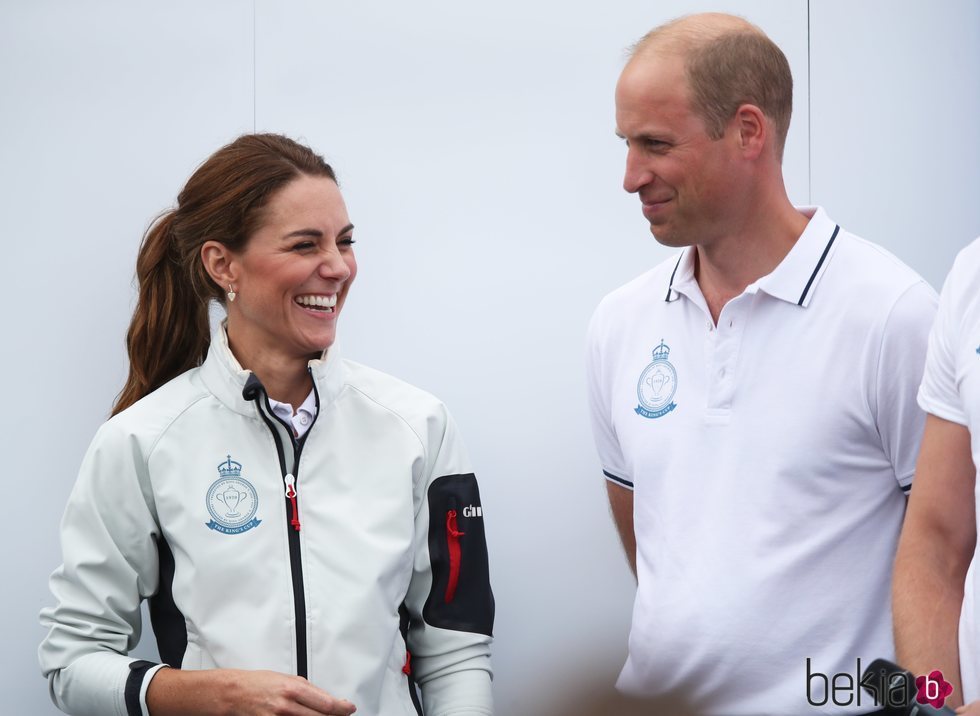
[664,246,697,303]
[755,206,841,307]
[664,206,841,308]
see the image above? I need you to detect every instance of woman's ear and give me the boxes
[201,241,238,288]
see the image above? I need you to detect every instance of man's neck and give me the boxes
[695,197,809,324]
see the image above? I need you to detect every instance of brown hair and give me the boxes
[632,15,794,159]
[112,133,337,415]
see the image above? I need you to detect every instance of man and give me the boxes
[893,238,980,713]
[586,13,938,714]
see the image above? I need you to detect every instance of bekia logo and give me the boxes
[915,670,954,709]
[462,505,483,518]
[806,658,953,710]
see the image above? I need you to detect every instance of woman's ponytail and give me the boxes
[112,211,211,415]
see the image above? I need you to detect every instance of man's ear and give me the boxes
[732,103,767,160]
[201,241,238,288]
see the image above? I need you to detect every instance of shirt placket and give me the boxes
[706,294,750,415]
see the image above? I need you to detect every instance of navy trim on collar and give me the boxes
[664,254,683,302]
[797,225,840,306]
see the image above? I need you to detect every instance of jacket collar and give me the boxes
[199,323,348,418]
[664,206,841,308]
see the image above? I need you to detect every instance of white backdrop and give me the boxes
[2,1,978,714]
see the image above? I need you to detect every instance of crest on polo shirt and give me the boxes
[635,340,678,419]
[205,455,261,535]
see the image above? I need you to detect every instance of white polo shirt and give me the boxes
[917,236,980,704]
[269,389,317,438]
[587,207,937,715]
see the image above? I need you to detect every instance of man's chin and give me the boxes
[649,225,687,248]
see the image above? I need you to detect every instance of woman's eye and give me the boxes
[292,241,316,251]
[339,236,356,247]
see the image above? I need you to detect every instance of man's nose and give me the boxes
[623,148,650,194]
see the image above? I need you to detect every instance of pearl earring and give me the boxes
[227,285,237,302]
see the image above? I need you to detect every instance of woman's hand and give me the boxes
[958,701,980,715]
[147,667,356,715]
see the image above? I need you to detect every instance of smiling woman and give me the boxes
[202,174,357,410]
[38,134,495,716]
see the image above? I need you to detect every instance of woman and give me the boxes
[39,134,495,716]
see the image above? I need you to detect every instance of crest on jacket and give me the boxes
[206,456,261,534]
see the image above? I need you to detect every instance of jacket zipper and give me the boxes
[244,373,319,679]
[284,473,301,530]
[445,509,465,603]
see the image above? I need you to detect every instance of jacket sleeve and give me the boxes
[403,405,494,715]
[38,420,166,716]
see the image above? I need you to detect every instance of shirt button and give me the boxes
[300,415,309,425]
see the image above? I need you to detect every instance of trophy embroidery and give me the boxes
[205,456,261,534]
[635,340,679,419]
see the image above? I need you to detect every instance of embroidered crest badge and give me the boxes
[635,340,678,419]
[206,456,261,534]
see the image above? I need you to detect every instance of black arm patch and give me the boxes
[422,473,494,636]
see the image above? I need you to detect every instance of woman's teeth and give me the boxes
[295,294,337,312]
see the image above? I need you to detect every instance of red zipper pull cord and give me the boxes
[402,650,412,675]
[445,510,465,603]
[284,473,301,531]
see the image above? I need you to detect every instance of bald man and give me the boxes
[586,14,938,714]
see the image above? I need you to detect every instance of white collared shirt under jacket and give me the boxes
[39,328,495,716]
[587,207,937,715]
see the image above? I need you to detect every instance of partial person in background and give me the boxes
[586,12,937,715]
[39,133,494,716]
[894,237,980,714]
[533,677,696,716]
[535,684,695,716]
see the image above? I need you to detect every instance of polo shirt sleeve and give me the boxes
[873,280,938,490]
[918,250,969,426]
[586,301,633,490]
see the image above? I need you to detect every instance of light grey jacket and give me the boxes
[39,329,494,716]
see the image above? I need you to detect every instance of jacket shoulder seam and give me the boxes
[342,384,429,466]
[144,393,216,461]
